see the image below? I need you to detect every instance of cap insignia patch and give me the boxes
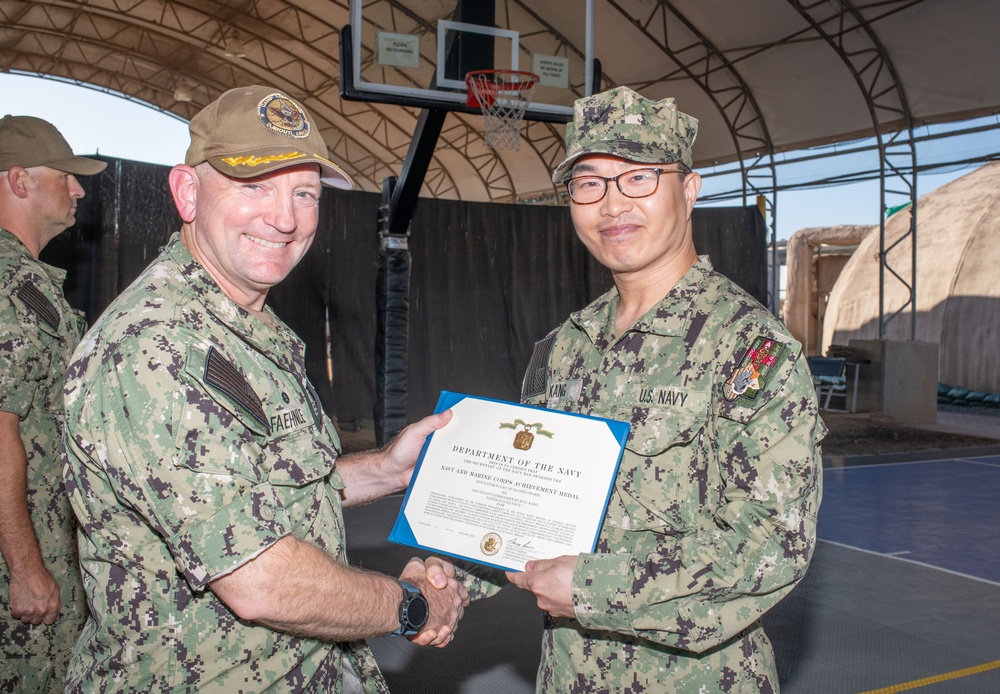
[258,94,310,139]
[723,335,787,402]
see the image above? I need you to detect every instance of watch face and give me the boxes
[406,594,429,630]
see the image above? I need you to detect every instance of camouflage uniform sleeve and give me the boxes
[454,562,507,601]
[0,285,51,417]
[572,332,824,653]
[68,334,294,591]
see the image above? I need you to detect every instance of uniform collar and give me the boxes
[162,232,303,371]
[0,227,68,285]
[571,256,715,347]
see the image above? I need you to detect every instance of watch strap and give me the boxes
[392,580,428,636]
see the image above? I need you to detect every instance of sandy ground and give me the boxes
[336,409,1000,458]
[819,410,999,457]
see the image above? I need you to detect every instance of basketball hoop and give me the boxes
[465,70,539,151]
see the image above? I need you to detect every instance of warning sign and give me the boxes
[378,31,420,69]
[532,54,569,89]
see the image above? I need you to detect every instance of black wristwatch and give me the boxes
[392,580,429,636]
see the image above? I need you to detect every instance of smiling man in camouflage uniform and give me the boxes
[0,116,106,692]
[61,86,467,693]
[504,87,825,692]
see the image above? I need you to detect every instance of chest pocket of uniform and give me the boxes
[614,407,708,533]
[10,292,57,382]
[176,347,334,490]
[175,350,269,483]
[262,423,338,489]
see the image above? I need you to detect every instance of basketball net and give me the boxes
[465,70,540,151]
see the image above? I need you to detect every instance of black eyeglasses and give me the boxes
[566,167,688,205]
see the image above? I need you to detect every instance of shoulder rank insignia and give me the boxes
[723,335,787,402]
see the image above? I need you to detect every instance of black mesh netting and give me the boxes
[44,157,766,429]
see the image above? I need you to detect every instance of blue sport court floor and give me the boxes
[345,448,1000,693]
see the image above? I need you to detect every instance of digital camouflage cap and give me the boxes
[551,86,698,184]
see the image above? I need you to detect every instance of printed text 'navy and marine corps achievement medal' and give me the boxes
[723,336,787,401]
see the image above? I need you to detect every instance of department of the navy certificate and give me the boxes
[388,391,629,572]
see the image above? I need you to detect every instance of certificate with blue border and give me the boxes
[389,391,630,572]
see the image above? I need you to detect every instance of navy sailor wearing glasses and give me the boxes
[475,86,826,692]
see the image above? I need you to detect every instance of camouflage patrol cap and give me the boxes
[0,115,107,176]
[551,87,698,184]
[186,85,354,189]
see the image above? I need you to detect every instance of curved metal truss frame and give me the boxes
[3,0,923,330]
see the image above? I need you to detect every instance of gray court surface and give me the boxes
[345,437,1000,693]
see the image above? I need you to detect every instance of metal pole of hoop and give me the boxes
[465,70,540,151]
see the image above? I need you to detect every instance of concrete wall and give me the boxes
[850,339,939,424]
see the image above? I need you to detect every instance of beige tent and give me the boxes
[822,161,1000,393]
[783,226,874,356]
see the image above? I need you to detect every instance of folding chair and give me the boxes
[807,356,849,411]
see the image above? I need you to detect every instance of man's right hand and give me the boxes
[8,564,60,625]
[0,411,60,626]
[399,556,469,647]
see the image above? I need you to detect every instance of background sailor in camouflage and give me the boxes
[0,115,106,692]
[503,87,825,693]
[61,85,467,693]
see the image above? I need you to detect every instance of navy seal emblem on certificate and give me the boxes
[389,391,630,572]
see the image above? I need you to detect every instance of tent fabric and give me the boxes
[784,225,874,356]
[8,0,1000,203]
[823,161,1000,392]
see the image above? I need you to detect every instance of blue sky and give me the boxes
[3,72,986,241]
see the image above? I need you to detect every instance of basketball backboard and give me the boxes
[342,0,596,123]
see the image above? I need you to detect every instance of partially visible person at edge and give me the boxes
[469,86,825,693]
[60,85,468,693]
[0,115,106,692]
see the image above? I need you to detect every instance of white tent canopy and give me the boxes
[4,0,1000,203]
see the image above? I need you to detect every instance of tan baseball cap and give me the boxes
[0,115,107,176]
[551,87,698,184]
[185,85,354,190]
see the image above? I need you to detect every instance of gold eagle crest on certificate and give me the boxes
[480,532,502,555]
[499,418,554,450]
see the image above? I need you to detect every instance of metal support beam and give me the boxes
[386,109,448,235]
[373,0,495,441]
[372,107,447,443]
[788,0,918,340]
